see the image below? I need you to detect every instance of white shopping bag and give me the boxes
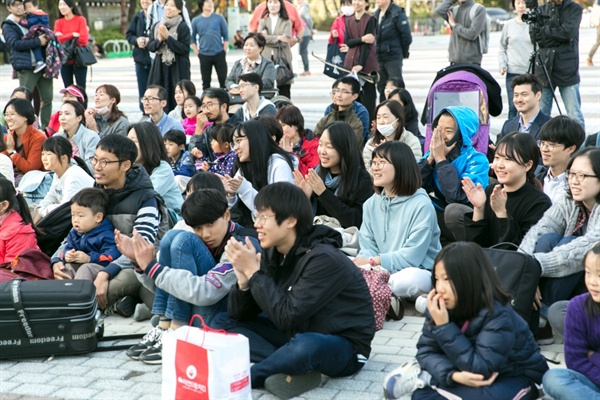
[162,315,251,400]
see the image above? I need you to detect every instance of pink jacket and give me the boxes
[0,211,40,265]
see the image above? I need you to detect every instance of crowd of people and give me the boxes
[1,0,600,399]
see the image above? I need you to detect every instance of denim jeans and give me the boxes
[152,230,224,324]
[135,63,151,112]
[505,72,519,120]
[299,35,310,72]
[210,313,364,387]
[540,83,585,128]
[17,69,53,129]
[377,59,404,102]
[61,63,88,91]
[543,369,600,399]
[413,376,537,399]
[534,233,584,318]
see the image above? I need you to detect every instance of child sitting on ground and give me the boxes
[202,123,236,177]
[164,129,195,193]
[20,0,50,73]
[51,187,120,278]
[383,242,548,400]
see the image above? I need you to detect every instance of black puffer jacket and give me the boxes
[125,10,152,66]
[227,225,376,358]
[416,301,549,387]
[373,3,412,62]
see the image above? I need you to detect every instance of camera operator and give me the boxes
[528,0,584,128]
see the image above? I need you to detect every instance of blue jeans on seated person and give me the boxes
[152,230,226,325]
[543,369,600,399]
[412,376,537,400]
[210,312,365,388]
[534,233,584,319]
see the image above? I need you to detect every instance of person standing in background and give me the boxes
[54,0,90,90]
[586,0,600,66]
[126,0,153,112]
[296,0,313,77]
[191,0,229,90]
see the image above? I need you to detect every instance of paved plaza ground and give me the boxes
[1,28,597,399]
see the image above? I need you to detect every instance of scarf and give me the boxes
[242,57,261,74]
[311,168,340,214]
[569,201,590,236]
[154,14,182,66]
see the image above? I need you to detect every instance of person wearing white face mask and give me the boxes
[85,84,129,138]
[363,100,422,175]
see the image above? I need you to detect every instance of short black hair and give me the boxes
[4,98,35,125]
[186,172,226,194]
[432,242,511,323]
[372,141,421,196]
[210,123,234,145]
[511,74,543,94]
[238,72,263,93]
[201,87,230,108]
[276,105,305,137]
[71,187,109,216]
[385,78,405,91]
[244,32,266,49]
[566,147,600,204]
[254,182,313,238]
[164,129,186,147]
[256,115,283,143]
[583,242,600,318]
[11,86,33,101]
[176,79,197,97]
[333,76,360,94]
[146,85,168,101]
[96,133,138,166]
[539,115,586,149]
[182,189,228,228]
[42,135,73,160]
[495,132,540,184]
[24,0,39,6]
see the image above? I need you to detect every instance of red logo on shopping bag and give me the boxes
[230,375,249,392]
[175,339,209,400]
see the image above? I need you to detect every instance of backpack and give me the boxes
[471,3,489,54]
[17,170,53,205]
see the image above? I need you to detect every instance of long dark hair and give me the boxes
[432,242,511,323]
[129,122,168,175]
[262,0,289,19]
[234,120,293,191]
[96,85,127,124]
[372,100,406,146]
[583,242,600,318]
[57,0,82,17]
[42,136,92,177]
[318,122,365,205]
[61,100,86,131]
[0,176,43,236]
[495,132,540,187]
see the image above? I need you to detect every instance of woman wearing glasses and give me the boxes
[520,146,600,330]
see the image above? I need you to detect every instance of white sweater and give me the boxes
[37,165,94,218]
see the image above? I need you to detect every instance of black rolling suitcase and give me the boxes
[0,279,99,359]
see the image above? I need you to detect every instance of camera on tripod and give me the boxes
[522,0,546,24]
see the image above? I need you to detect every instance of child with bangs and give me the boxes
[200,123,236,177]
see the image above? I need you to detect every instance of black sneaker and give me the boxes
[139,335,164,365]
[104,295,136,318]
[126,325,165,360]
[535,323,555,345]
[264,370,322,399]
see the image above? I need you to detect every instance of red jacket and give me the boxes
[295,134,319,175]
[4,125,46,173]
[328,15,347,45]
[0,211,40,264]
[54,15,89,65]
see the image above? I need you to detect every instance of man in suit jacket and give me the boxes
[497,74,551,142]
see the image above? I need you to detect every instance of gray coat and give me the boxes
[224,56,276,91]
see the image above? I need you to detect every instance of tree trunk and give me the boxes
[128,0,138,23]
[120,0,128,34]
[79,0,89,23]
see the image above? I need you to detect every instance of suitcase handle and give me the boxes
[11,279,36,339]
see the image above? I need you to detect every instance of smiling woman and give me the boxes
[55,100,99,171]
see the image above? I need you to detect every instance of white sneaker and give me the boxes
[34,61,46,73]
[415,294,427,315]
[383,359,426,399]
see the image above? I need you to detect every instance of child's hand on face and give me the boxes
[426,289,449,326]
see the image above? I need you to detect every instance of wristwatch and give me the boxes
[8,150,16,157]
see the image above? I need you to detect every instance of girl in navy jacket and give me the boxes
[383,242,548,399]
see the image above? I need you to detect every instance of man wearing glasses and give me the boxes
[52,134,169,318]
[141,85,184,135]
[314,76,365,146]
[233,73,276,122]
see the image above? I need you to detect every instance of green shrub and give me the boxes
[89,26,125,46]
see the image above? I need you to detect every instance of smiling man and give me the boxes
[233,73,276,122]
[211,182,375,399]
[141,85,184,135]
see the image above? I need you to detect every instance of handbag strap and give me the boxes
[11,279,35,339]
[489,242,522,251]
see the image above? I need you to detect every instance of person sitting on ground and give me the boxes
[52,134,169,318]
[141,85,185,136]
[211,182,375,398]
[163,129,194,193]
[46,85,87,135]
[168,79,196,122]
[233,73,276,122]
[55,100,99,171]
[363,100,422,175]
[122,189,261,364]
[383,242,548,400]
[318,76,368,145]
[181,95,201,138]
[294,121,372,228]
[276,105,318,175]
[383,78,404,100]
[388,87,423,143]
[520,147,600,342]
[456,133,551,246]
[52,187,121,278]
[225,32,276,94]
[0,176,41,264]
[85,84,129,138]
[128,122,183,216]
[223,120,294,227]
[201,124,236,177]
[418,106,489,244]
[355,141,441,299]
[536,116,586,204]
[542,242,600,399]
[33,136,94,223]
[0,132,16,186]
[496,74,551,143]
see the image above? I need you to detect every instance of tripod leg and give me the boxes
[536,51,563,116]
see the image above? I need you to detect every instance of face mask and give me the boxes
[377,119,398,137]
[341,6,354,16]
[95,106,110,115]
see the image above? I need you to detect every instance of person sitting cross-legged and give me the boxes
[211,182,375,399]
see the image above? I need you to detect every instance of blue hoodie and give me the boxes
[358,188,442,272]
[418,106,489,210]
[54,218,121,267]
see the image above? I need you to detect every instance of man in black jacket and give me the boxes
[212,182,375,399]
[529,0,584,127]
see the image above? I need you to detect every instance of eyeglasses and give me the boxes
[141,96,161,103]
[537,141,564,151]
[371,159,391,169]
[230,137,247,149]
[89,157,122,169]
[330,89,353,96]
[201,102,218,110]
[252,212,276,225]
[567,170,598,183]
[238,83,254,90]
